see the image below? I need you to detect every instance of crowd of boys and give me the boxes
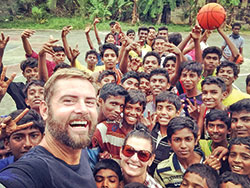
[0,20,249,188]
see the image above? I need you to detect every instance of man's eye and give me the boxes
[13,136,23,141]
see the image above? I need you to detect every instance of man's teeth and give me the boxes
[70,121,87,127]
[232,165,242,170]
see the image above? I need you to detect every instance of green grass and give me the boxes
[0,16,191,32]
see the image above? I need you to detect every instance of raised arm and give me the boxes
[61,26,73,62]
[190,25,202,63]
[178,32,192,53]
[0,32,9,67]
[69,44,80,68]
[85,25,94,50]
[93,18,102,45]
[21,29,35,56]
[218,24,240,62]
[38,39,59,82]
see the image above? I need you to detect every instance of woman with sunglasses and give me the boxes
[120,125,162,188]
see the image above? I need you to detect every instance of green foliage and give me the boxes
[88,0,112,21]
[219,0,241,7]
[31,6,48,24]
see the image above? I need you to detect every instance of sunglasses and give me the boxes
[122,145,152,162]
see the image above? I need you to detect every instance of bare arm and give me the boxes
[85,26,94,50]
[61,26,73,62]
[93,18,102,45]
[191,25,202,63]
[21,29,35,56]
[0,32,9,67]
[178,32,192,52]
[69,45,80,68]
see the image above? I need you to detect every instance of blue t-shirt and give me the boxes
[0,156,14,170]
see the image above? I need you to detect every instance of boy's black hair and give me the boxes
[148,26,156,30]
[180,61,203,77]
[158,26,168,32]
[246,74,250,85]
[97,70,117,83]
[100,43,119,58]
[124,182,148,188]
[229,137,250,151]
[162,55,176,68]
[123,123,156,153]
[121,71,140,84]
[149,68,170,83]
[23,80,45,99]
[220,171,250,188]
[93,158,123,182]
[142,51,161,65]
[99,83,129,102]
[53,62,71,73]
[85,49,99,60]
[8,109,45,136]
[156,91,182,111]
[138,72,150,81]
[127,89,146,111]
[152,36,167,50]
[201,76,227,92]
[229,98,250,114]
[109,21,116,26]
[205,109,231,129]
[232,22,241,29]
[52,46,64,52]
[202,46,222,59]
[20,58,38,72]
[216,60,240,77]
[127,29,135,36]
[104,32,115,43]
[184,164,219,188]
[138,26,149,34]
[168,32,182,46]
[167,116,198,141]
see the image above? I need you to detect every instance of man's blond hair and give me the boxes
[44,68,94,104]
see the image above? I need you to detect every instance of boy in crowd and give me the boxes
[92,43,123,84]
[180,164,219,188]
[154,116,206,187]
[0,32,38,109]
[147,26,156,47]
[21,29,65,77]
[138,72,151,101]
[221,23,244,61]
[219,171,250,188]
[137,26,151,57]
[157,26,168,41]
[216,61,250,107]
[228,136,250,178]
[149,91,182,176]
[127,29,136,41]
[0,109,44,170]
[179,61,203,119]
[144,68,170,117]
[199,109,231,157]
[120,71,140,91]
[168,33,182,47]
[97,83,129,124]
[142,51,161,74]
[229,99,250,138]
[23,80,45,114]
[152,36,168,58]
[93,159,123,188]
[92,89,146,162]
[97,70,117,88]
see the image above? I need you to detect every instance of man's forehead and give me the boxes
[11,127,40,136]
[232,110,250,118]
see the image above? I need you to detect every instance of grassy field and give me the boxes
[0,16,192,32]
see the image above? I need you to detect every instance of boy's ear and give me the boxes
[25,98,30,106]
[98,97,104,107]
[222,91,228,100]
[4,138,10,150]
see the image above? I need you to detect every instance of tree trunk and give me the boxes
[131,0,139,24]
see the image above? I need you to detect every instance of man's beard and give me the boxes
[46,109,96,149]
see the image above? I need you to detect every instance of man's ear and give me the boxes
[98,98,104,107]
[40,100,48,121]
[25,98,30,106]
[4,138,10,150]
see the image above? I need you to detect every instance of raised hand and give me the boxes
[93,18,100,25]
[85,25,92,34]
[39,36,59,56]
[0,67,16,100]
[0,108,33,137]
[62,26,73,38]
[190,25,202,40]
[21,29,35,39]
[186,97,200,121]
[69,44,80,61]
[0,32,10,50]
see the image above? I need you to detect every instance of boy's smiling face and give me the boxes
[23,66,38,82]
[228,144,250,177]
[180,172,208,188]
[156,101,180,126]
[149,74,169,96]
[231,110,250,137]
[203,53,220,72]
[206,119,229,144]
[202,84,226,109]
[217,66,236,86]
[180,69,200,91]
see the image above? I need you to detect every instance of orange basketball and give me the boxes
[197,3,226,30]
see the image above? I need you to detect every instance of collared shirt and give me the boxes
[144,173,162,188]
